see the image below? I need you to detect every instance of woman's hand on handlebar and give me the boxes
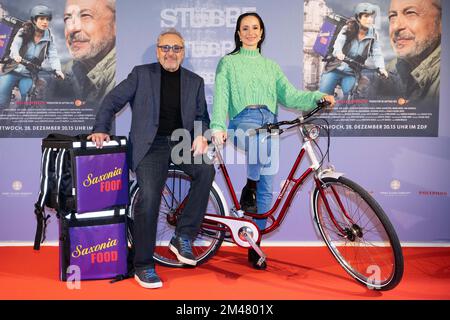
[13,55,22,64]
[55,70,65,80]
[379,68,389,79]
[212,130,227,145]
[336,53,345,61]
[87,132,110,149]
[321,95,336,109]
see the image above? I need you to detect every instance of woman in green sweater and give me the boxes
[211,12,334,269]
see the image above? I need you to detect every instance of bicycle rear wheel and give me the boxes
[128,167,226,267]
[312,176,403,290]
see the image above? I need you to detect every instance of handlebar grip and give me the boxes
[249,123,280,136]
[317,98,331,109]
[247,127,263,136]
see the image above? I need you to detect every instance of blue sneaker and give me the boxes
[134,268,162,289]
[169,236,197,266]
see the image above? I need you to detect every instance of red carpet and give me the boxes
[0,246,449,300]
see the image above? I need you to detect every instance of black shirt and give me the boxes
[157,66,182,136]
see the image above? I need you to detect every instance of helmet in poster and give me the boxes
[30,5,53,21]
[354,3,376,19]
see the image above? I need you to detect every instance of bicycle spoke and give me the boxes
[318,210,346,237]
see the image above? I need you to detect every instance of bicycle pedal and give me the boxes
[257,257,266,267]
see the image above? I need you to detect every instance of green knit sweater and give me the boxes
[211,47,325,131]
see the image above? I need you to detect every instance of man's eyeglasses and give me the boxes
[158,45,184,53]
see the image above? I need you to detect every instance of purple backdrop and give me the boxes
[0,0,449,244]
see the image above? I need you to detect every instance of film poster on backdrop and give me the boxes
[303,0,441,136]
[0,0,116,138]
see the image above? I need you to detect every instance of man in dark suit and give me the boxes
[88,29,215,289]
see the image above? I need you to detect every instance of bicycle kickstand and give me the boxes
[241,229,267,267]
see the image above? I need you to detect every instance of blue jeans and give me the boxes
[228,106,279,230]
[319,69,356,97]
[0,72,32,107]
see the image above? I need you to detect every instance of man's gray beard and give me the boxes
[399,35,440,61]
[71,37,115,63]
[397,19,441,62]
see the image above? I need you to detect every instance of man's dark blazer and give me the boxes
[93,63,210,171]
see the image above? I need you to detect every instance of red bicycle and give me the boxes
[127,100,404,290]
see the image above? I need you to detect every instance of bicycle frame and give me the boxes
[13,58,59,102]
[342,57,383,101]
[214,126,347,236]
[166,114,354,246]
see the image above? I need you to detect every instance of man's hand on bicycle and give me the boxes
[87,132,110,149]
[212,130,227,145]
[192,135,209,156]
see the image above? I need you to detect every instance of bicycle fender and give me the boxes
[317,169,344,182]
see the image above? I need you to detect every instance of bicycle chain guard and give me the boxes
[203,214,260,248]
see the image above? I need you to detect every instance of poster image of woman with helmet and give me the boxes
[305,0,440,137]
[318,2,388,101]
[0,4,64,108]
[0,0,117,139]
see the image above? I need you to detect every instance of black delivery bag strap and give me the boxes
[34,148,66,249]
[34,134,80,250]
[34,134,79,250]
[34,147,54,250]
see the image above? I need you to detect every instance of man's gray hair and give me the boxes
[106,0,116,12]
[433,0,441,10]
[157,28,185,45]
[432,0,442,24]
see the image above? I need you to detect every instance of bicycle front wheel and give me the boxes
[312,176,403,290]
[128,168,226,267]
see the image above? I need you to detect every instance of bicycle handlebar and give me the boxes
[324,55,385,77]
[341,57,380,73]
[18,58,42,71]
[11,57,62,79]
[251,98,331,135]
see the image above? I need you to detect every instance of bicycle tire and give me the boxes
[127,168,226,268]
[312,176,403,290]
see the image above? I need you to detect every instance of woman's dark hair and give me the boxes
[343,18,360,41]
[346,7,376,39]
[228,12,265,55]
[20,21,36,44]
